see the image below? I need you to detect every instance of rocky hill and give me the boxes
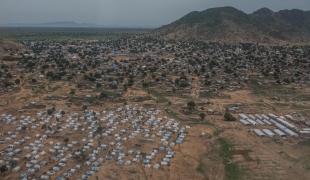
[158,7,310,43]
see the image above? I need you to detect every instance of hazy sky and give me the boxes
[1,0,310,27]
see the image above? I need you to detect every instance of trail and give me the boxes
[191,76,200,99]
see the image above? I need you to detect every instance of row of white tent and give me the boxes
[253,128,286,137]
[239,113,301,137]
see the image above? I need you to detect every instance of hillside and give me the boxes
[158,7,310,43]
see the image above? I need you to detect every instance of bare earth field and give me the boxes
[1,79,309,180]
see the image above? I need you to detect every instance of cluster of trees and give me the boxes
[224,110,236,121]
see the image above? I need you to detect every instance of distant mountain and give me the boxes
[158,7,310,43]
[2,21,99,28]
[36,21,97,27]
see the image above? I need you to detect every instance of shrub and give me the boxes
[187,101,196,111]
[199,112,206,120]
[224,111,236,121]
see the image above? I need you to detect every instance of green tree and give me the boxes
[199,112,206,120]
[224,110,236,121]
[187,101,196,111]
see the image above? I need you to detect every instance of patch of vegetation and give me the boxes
[48,84,62,92]
[85,96,98,104]
[31,84,47,94]
[218,138,243,180]
[224,111,237,121]
[130,96,152,102]
[165,108,180,119]
[196,153,209,179]
[299,139,310,146]
[293,94,310,101]
[213,128,222,136]
[290,103,310,110]
[199,90,218,98]
[99,90,121,99]
[304,163,310,170]
[147,89,169,103]
[0,27,149,41]
[187,100,196,111]
[199,112,206,120]
[248,79,309,102]
[189,120,212,126]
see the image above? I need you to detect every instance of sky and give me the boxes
[1,0,310,28]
